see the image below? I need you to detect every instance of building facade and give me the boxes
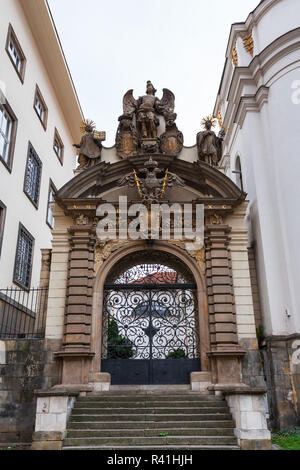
[0,0,299,450]
[0,0,83,289]
[214,0,300,429]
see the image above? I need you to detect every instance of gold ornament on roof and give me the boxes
[160,169,169,198]
[217,109,229,132]
[133,170,143,199]
[242,30,254,57]
[232,41,238,66]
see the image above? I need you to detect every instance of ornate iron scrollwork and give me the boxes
[102,255,200,361]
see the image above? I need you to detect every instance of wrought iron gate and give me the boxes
[101,260,201,385]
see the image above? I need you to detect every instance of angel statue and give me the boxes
[196,116,224,166]
[73,120,105,170]
[118,156,185,205]
[122,82,177,144]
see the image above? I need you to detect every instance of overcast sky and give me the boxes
[48,0,260,146]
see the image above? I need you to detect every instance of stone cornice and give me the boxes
[225,0,281,60]
[216,28,300,144]
[234,86,269,128]
[56,157,246,209]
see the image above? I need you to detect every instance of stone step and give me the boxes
[66,428,235,438]
[64,391,238,450]
[74,401,226,409]
[78,394,223,402]
[63,445,240,450]
[109,385,191,392]
[71,407,229,415]
[69,413,232,422]
[63,436,238,447]
[67,420,235,430]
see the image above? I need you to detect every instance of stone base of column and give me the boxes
[208,350,246,384]
[54,351,94,387]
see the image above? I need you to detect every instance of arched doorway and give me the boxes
[100,250,201,385]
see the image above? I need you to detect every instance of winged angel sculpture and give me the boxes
[122,81,176,140]
[118,156,185,204]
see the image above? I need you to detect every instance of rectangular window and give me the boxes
[0,201,7,258]
[5,24,26,82]
[0,100,17,171]
[53,129,64,164]
[34,85,48,130]
[13,224,34,290]
[46,181,56,229]
[24,143,42,208]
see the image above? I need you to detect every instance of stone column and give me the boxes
[205,224,245,384]
[39,249,52,288]
[55,218,96,387]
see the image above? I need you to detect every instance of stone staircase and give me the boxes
[62,392,239,450]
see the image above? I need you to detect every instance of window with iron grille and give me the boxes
[13,224,34,290]
[24,143,42,208]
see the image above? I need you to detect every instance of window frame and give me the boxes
[53,128,64,165]
[5,24,26,83]
[233,155,244,193]
[0,201,7,258]
[33,85,48,130]
[0,98,18,172]
[46,179,57,230]
[23,142,43,209]
[13,222,35,291]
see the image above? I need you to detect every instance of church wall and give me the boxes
[263,68,300,333]
[253,0,299,55]
[213,0,300,428]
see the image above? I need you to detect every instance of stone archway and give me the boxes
[90,241,210,385]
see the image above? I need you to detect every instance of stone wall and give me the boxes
[262,334,300,430]
[0,339,61,443]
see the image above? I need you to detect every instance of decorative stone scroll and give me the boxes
[168,240,205,275]
[94,240,127,276]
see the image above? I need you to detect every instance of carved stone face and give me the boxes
[205,120,212,130]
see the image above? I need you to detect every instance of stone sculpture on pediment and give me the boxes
[197,116,225,166]
[115,115,138,158]
[159,117,184,156]
[117,81,181,156]
[73,120,105,170]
